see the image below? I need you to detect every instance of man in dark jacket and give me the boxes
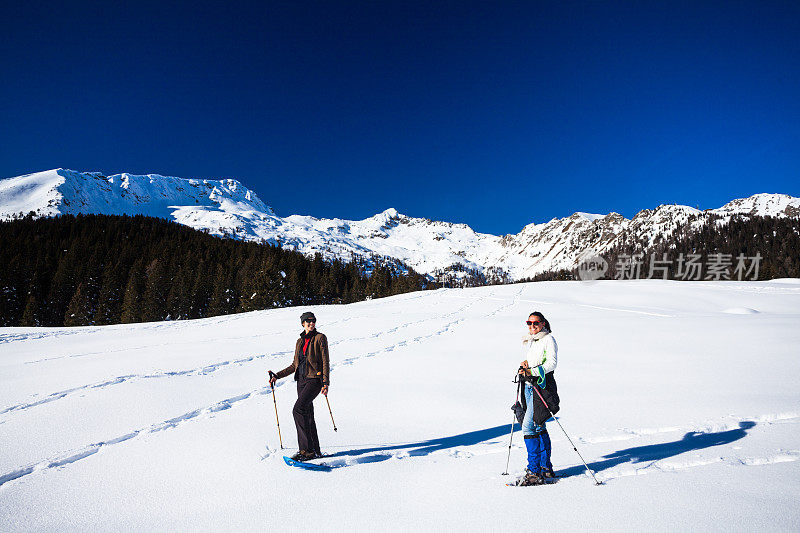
[269,311,330,461]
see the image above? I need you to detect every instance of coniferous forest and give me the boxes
[515,214,800,283]
[0,214,434,327]
[1,213,797,327]
[600,214,800,280]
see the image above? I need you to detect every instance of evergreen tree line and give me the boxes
[594,214,800,281]
[0,214,434,327]
[600,214,800,280]
[433,264,491,288]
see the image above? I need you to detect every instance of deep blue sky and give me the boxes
[1,1,798,234]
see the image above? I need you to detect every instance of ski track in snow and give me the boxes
[3,398,798,488]
[0,292,469,418]
[446,292,677,318]
[2,310,377,364]
[0,292,502,487]
[0,351,291,417]
[0,288,443,351]
[593,449,800,483]
[0,389,264,488]
[577,412,800,444]
[3,288,447,362]
[19,330,284,365]
[573,303,673,317]
[2,287,797,490]
[0,282,658,419]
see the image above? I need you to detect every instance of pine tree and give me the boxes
[141,258,167,322]
[64,282,92,326]
[189,261,212,319]
[95,268,123,325]
[120,261,145,324]
[240,264,280,312]
[2,256,26,326]
[20,293,40,327]
[208,265,235,316]
[44,245,84,326]
[166,264,195,320]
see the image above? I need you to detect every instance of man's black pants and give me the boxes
[293,376,322,454]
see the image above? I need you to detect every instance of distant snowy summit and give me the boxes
[712,193,800,218]
[1,168,798,280]
[0,167,272,222]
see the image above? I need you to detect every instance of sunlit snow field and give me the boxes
[1,280,799,531]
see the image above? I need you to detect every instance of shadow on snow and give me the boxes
[558,420,756,479]
[321,421,755,475]
[324,424,517,466]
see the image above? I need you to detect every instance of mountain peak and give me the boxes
[1,168,797,281]
[711,193,800,218]
[363,207,402,224]
[0,168,275,221]
[575,211,606,222]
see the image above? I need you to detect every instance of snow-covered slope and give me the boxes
[710,193,800,218]
[0,168,275,239]
[0,168,273,220]
[1,280,799,530]
[1,169,798,280]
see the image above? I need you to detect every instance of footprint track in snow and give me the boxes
[594,449,800,483]
[0,295,502,487]
[0,293,472,418]
[0,386,274,488]
[0,350,293,417]
[9,310,377,364]
[577,412,800,445]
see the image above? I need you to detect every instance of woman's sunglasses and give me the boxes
[526,320,542,326]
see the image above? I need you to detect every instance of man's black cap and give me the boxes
[300,311,316,322]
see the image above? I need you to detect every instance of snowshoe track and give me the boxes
[0,294,496,487]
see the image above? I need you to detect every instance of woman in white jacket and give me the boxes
[518,311,559,485]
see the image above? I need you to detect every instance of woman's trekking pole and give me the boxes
[325,395,338,432]
[502,378,522,475]
[530,384,602,485]
[268,371,284,449]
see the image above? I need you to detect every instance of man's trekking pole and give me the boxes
[268,371,284,449]
[530,384,602,485]
[502,377,522,475]
[325,395,338,432]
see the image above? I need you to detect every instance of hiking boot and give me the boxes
[542,467,557,479]
[290,450,315,462]
[517,469,544,486]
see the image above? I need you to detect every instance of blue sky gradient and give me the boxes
[1,1,798,234]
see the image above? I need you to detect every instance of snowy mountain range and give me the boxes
[1,168,798,280]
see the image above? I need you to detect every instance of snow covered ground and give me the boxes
[1,280,799,531]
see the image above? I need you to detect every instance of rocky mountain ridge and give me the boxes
[1,168,797,281]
